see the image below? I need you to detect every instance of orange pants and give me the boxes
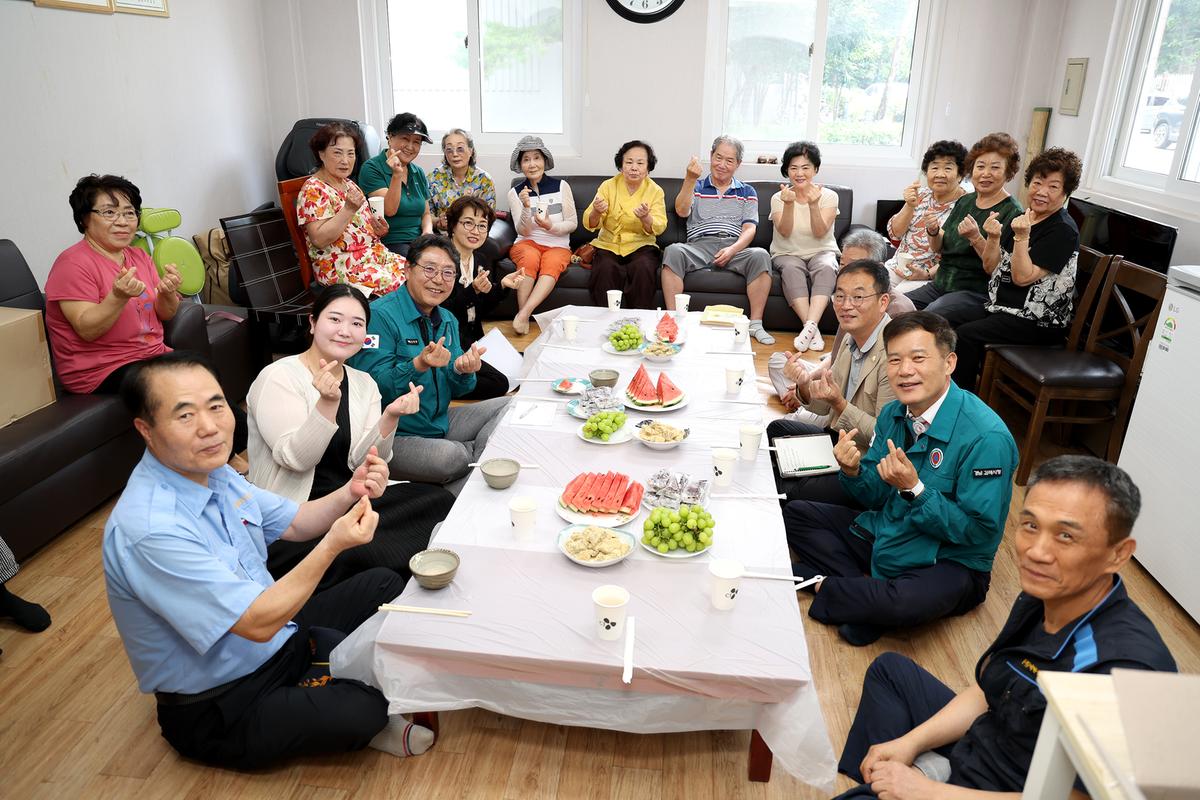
[510,240,572,280]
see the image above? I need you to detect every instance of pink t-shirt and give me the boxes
[45,240,170,393]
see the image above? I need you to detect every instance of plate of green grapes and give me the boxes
[576,410,632,445]
[601,322,644,356]
[639,504,716,558]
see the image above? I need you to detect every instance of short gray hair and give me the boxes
[841,227,888,262]
[711,134,744,163]
[1027,455,1141,544]
[440,128,476,167]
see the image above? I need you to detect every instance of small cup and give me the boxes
[739,424,764,461]
[592,584,630,640]
[367,196,385,217]
[732,317,750,346]
[712,448,738,487]
[895,251,915,278]
[709,559,744,610]
[674,293,691,313]
[560,314,579,343]
[409,548,460,590]
[480,458,520,489]
[508,496,537,540]
[589,368,619,388]
[724,366,745,395]
[607,289,623,311]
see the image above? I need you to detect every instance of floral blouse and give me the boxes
[428,164,497,222]
[296,177,406,297]
[887,187,962,280]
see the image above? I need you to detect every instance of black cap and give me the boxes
[386,112,431,143]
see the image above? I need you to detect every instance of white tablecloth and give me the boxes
[332,306,836,791]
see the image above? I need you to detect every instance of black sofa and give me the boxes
[0,239,254,561]
[485,177,853,332]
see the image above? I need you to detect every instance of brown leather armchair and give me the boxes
[0,239,254,561]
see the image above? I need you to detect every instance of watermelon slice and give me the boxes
[657,373,684,407]
[608,473,630,513]
[570,473,598,512]
[562,474,585,509]
[594,472,616,513]
[555,378,575,392]
[656,313,679,343]
[619,481,644,515]
[626,364,658,406]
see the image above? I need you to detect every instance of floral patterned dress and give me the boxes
[296,177,406,296]
[428,164,497,222]
[888,187,962,280]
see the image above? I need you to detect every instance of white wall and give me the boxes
[0,0,276,285]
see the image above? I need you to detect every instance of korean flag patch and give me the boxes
[362,334,380,349]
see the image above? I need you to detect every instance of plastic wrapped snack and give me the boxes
[580,386,622,416]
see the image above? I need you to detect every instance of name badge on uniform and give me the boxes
[467,306,476,323]
[929,448,944,469]
[405,338,420,346]
[362,334,380,349]
[973,468,1004,478]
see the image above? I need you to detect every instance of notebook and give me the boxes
[774,434,838,477]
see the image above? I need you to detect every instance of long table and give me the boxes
[331,305,836,791]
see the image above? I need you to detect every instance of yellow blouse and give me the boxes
[582,175,667,257]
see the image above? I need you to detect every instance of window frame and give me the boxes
[363,0,583,159]
[1087,0,1200,214]
[700,0,941,169]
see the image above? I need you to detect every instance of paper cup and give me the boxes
[712,448,738,487]
[593,584,630,640]
[560,314,579,342]
[367,196,385,217]
[709,559,744,610]
[607,290,623,311]
[732,317,749,345]
[739,424,764,461]
[508,496,537,540]
[674,293,691,313]
[895,251,914,277]
[724,366,745,394]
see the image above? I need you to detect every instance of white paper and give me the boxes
[506,400,557,428]
[477,327,523,388]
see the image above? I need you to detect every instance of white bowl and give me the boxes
[557,525,636,568]
[634,420,689,450]
[640,342,682,363]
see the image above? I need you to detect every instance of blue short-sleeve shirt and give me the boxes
[103,451,300,694]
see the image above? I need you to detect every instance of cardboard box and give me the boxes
[0,307,56,428]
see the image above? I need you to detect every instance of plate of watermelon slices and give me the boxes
[556,471,646,528]
[653,312,686,344]
[624,364,687,412]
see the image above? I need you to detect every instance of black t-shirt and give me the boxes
[987,207,1079,327]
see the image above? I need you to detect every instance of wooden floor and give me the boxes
[2,321,1197,799]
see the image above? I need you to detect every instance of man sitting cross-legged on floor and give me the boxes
[102,352,433,769]
[784,311,1018,646]
[833,455,1176,799]
[766,259,896,507]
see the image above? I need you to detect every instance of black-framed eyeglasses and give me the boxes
[91,208,139,222]
[413,262,457,282]
[831,292,881,307]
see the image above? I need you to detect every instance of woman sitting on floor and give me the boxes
[429,128,497,233]
[583,139,668,310]
[506,136,577,334]
[442,195,525,399]
[884,140,967,294]
[246,284,455,587]
[297,122,406,297]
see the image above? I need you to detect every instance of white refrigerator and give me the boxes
[1118,264,1200,623]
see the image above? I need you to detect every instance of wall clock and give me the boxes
[606,0,684,24]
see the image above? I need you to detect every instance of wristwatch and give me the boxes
[900,480,925,502]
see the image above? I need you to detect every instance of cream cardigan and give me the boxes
[246,355,396,504]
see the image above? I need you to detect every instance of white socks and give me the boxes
[369,715,435,758]
[748,320,775,345]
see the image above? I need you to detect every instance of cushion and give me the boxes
[995,347,1125,389]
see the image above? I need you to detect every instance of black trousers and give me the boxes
[588,245,662,310]
[832,652,958,797]
[783,500,990,628]
[156,567,404,769]
[458,359,510,400]
[941,304,1066,393]
[766,419,857,508]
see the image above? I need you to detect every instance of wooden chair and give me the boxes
[981,254,1166,485]
[277,177,314,288]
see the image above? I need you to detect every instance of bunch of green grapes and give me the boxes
[641,504,715,553]
[582,410,627,441]
[608,323,642,351]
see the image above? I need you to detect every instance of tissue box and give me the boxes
[0,308,56,428]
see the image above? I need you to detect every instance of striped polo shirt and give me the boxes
[685,175,760,240]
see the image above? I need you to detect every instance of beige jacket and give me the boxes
[803,317,894,450]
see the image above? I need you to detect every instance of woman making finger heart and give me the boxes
[246,284,454,588]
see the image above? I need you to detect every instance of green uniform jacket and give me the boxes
[839,381,1019,578]
[348,285,476,438]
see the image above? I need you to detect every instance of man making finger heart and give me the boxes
[783,312,1018,646]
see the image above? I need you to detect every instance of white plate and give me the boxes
[552,377,592,395]
[602,341,644,356]
[555,498,638,529]
[576,423,633,444]
[639,342,682,363]
[623,393,689,413]
[634,420,690,450]
[566,398,623,420]
[557,525,636,568]
[652,314,687,345]
[638,538,710,559]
